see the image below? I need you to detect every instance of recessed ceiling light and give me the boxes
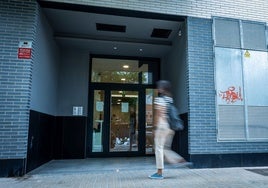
[113,46,117,50]
[123,65,129,69]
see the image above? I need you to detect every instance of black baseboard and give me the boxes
[54,116,87,159]
[27,111,87,168]
[0,159,26,177]
[27,110,55,173]
[172,113,189,160]
[190,153,268,168]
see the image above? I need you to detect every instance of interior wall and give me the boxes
[30,8,60,116]
[57,48,89,116]
[27,5,59,175]
[162,24,188,114]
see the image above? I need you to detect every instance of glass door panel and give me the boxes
[92,90,105,152]
[110,90,138,152]
[145,88,157,154]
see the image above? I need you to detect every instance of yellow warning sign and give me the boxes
[244,50,250,58]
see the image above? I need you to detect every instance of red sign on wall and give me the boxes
[18,41,32,59]
[18,48,32,59]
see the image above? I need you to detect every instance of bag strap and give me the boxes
[163,96,173,105]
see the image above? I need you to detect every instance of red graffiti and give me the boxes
[219,86,243,104]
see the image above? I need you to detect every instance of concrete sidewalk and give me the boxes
[0,157,268,188]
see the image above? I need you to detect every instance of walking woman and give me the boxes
[149,80,190,180]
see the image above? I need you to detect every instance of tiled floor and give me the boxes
[28,157,156,175]
[1,157,268,188]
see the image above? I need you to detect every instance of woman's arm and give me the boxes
[153,104,160,129]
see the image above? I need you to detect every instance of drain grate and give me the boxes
[246,168,268,176]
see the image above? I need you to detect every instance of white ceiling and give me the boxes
[42,7,184,58]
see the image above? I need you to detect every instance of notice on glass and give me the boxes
[121,102,129,112]
[146,94,153,104]
[96,101,104,112]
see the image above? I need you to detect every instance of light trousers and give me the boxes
[154,128,183,169]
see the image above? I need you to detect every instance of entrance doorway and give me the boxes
[90,88,141,154]
[87,56,159,157]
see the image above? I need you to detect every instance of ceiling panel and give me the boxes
[42,7,183,58]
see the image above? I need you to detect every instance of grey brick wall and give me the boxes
[0,0,37,159]
[40,0,268,23]
[187,17,268,154]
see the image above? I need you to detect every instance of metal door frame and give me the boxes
[87,83,146,157]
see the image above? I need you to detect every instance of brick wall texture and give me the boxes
[40,0,268,23]
[0,0,37,159]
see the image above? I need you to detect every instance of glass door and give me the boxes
[145,88,157,154]
[110,90,138,152]
[92,90,105,152]
[90,88,142,155]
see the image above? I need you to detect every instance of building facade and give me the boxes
[0,0,268,177]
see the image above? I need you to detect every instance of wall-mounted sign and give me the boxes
[73,106,83,116]
[18,41,32,59]
[244,50,250,58]
[96,101,104,112]
[121,102,129,112]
